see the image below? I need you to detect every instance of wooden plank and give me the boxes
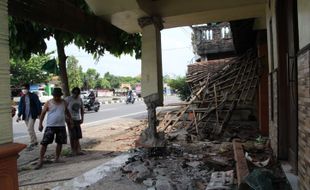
[233,139,250,186]
[192,110,199,135]
[213,84,219,129]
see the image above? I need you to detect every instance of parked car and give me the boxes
[81,91,89,99]
[34,90,53,104]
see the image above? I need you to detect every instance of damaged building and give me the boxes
[192,22,235,61]
[0,0,310,189]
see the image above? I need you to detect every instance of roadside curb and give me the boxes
[101,98,143,105]
[52,153,135,190]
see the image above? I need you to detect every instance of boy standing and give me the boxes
[65,87,84,155]
[36,88,71,169]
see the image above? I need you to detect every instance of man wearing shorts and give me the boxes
[35,88,72,169]
[65,87,84,155]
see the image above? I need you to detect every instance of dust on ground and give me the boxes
[18,118,146,190]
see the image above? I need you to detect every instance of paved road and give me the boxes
[13,95,180,140]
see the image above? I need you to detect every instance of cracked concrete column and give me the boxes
[0,1,26,188]
[137,17,165,147]
[0,0,11,145]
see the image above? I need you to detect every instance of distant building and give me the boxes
[192,22,235,61]
[135,83,141,97]
[120,83,131,90]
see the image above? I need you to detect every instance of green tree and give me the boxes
[67,56,83,90]
[96,78,111,89]
[10,54,52,86]
[118,76,141,87]
[163,74,171,83]
[85,68,100,89]
[168,76,191,101]
[104,72,120,89]
[9,0,141,96]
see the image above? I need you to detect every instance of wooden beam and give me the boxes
[233,139,250,186]
[8,0,122,44]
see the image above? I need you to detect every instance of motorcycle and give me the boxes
[83,97,100,112]
[126,95,135,104]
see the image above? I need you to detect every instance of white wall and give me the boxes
[298,0,310,49]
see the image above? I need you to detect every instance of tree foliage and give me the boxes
[10,54,52,86]
[103,72,120,89]
[167,77,191,101]
[9,0,141,96]
[84,68,100,89]
[9,5,141,60]
[163,74,171,83]
[67,56,83,90]
[118,76,141,87]
[96,78,111,89]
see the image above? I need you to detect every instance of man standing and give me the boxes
[17,83,42,150]
[65,87,84,155]
[36,88,71,169]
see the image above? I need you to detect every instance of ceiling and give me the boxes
[85,0,267,33]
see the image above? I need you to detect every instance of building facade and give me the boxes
[192,22,235,61]
[266,0,310,189]
[1,0,310,189]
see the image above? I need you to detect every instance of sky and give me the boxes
[46,26,195,77]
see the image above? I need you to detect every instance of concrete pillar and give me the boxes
[0,0,11,144]
[0,0,26,189]
[140,17,164,105]
[136,17,165,147]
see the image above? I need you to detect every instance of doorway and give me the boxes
[276,0,299,172]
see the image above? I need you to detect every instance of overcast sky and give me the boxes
[46,26,195,77]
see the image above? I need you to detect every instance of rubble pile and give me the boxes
[186,58,231,78]
[122,139,235,190]
[119,49,290,189]
[121,131,289,190]
[159,49,260,139]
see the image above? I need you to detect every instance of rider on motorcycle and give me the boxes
[88,90,96,106]
[127,90,135,104]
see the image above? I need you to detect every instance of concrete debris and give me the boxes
[168,128,189,142]
[135,130,166,148]
[153,168,167,176]
[206,170,234,190]
[186,161,202,168]
[129,164,151,182]
[143,178,155,187]
[122,140,236,189]
[155,179,175,190]
[122,161,143,173]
